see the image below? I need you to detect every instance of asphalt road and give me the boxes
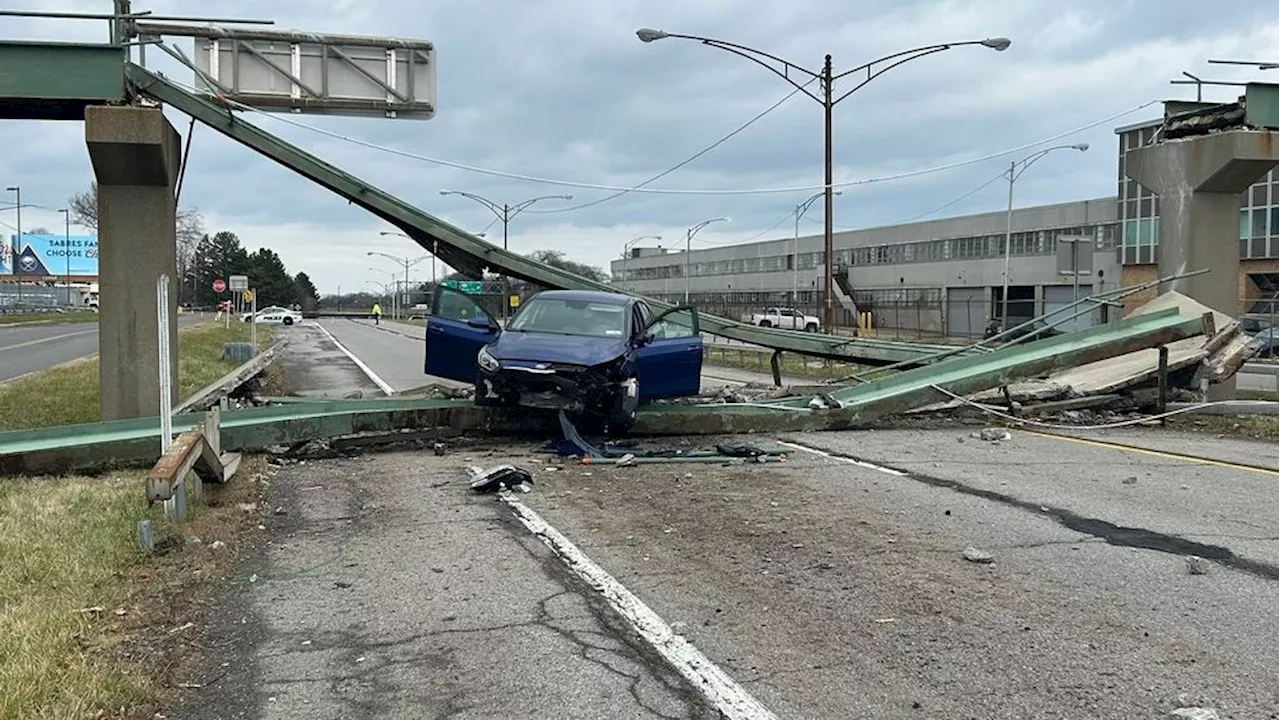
[176,428,1278,718]
[0,314,205,384]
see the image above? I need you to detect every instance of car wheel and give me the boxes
[758,320,772,328]
[283,316,294,325]
[804,323,818,333]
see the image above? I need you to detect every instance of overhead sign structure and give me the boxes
[6,234,99,276]
[442,280,483,295]
[136,23,437,120]
[212,278,226,293]
[229,275,249,291]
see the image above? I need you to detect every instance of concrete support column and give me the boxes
[85,106,181,421]
[1126,129,1277,398]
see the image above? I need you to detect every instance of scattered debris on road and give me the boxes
[962,547,995,564]
[469,464,534,494]
[1185,556,1210,575]
[972,428,1012,442]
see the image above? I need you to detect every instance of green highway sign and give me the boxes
[442,280,484,294]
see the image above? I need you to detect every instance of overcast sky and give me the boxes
[1,0,1276,293]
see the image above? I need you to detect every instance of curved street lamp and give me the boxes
[622,234,662,292]
[684,217,730,303]
[794,190,841,304]
[439,190,573,320]
[637,28,1011,330]
[999,143,1090,322]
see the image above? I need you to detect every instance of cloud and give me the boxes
[0,0,1274,294]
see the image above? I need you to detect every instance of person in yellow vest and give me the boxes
[372,302,382,325]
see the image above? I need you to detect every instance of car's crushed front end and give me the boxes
[476,346,636,415]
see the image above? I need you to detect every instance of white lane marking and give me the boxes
[499,494,779,720]
[313,321,395,396]
[778,440,906,476]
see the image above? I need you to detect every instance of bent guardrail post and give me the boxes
[146,407,242,516]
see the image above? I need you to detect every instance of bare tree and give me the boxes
[68,181,204,236]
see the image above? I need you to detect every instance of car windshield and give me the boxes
[507,297,628,338]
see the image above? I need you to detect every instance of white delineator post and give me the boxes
[156,274,181,518]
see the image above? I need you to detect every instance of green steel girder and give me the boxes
[0,397,474,476]
[125,64,972,367]
[0,42,125,120]
[1245,83,1279,130]
[0,306,1205,474]
[633,307,1207,433]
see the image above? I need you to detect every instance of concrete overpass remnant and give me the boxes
[1126,84,1278,397]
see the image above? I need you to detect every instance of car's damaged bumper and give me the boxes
[478,362,622,413]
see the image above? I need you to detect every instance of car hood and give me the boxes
[489,331,627,367]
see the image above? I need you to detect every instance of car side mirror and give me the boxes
[635,332,655,347]
[467,316,497,332]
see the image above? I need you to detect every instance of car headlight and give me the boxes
[477,346,499,372]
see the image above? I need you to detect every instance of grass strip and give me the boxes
[0,322,273,431]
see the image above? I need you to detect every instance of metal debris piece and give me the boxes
[469,465,534,494]
[962,547,995,564]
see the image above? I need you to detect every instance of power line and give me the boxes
[525,81,813,214]
[207,81,1156,196]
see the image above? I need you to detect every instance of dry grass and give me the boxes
[0,474,157,718]
[0,323,273,432]
[0,459,273,719]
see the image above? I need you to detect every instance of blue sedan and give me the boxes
[423,288,703,431]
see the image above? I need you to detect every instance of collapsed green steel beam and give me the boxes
[632,306,1207,433]
[0,306,1205,474]
[125,64,972,367]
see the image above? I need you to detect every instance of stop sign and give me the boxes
[212,278,226,293]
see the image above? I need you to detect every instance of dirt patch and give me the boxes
[105,459,275,719]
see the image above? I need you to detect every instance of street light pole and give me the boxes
[439,190,572,322]
[3,186,20,308]
[794,190,841,307]
[999,143,1090,324]
[368,249,431,318]
[622,234,662,293]
[637,28,1011,331]
[683,218,729,304]
[57,208,70,306]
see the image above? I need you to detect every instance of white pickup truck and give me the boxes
[749,307,821,332]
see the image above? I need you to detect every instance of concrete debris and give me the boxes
[910,292,1249,419]
[1185,556,1210,575]
[208,540,227,550]
[432,442,446,456]
[962,547,995,564]
[1122,476,1138,485]
[1170,708,1220,720]
[972,428,1011,442]
[343,389,364,399]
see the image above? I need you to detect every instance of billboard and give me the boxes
[0,241,10,276]
[8,234,99,276]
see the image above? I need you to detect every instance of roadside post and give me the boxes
[229,274,248,330]
[245,289,257,349]
[213,277,227,327]
[155,274,182,520]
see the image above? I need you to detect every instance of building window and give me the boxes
[1254,208,1269,239]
